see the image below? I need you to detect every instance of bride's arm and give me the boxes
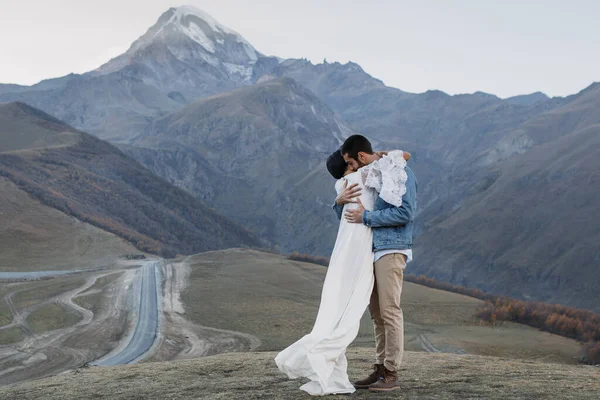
[358,149,409,209]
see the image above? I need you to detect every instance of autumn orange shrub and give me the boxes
[477,297,600,365]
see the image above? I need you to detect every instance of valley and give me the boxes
[0,248,586,385]
[0,260,158,384]
[0,248,596,399]
[93,262,161,366]
[0,5,598,311]
[178,250,582,365]
[0,3,599,394]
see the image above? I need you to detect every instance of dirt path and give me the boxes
[154,258,261,361]
[0,266,145,384]
[418,333,441,353]
[0,273,114,381]
[2,254,307,384]
[0,292,33,336]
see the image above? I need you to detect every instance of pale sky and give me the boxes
[1,0,599,98]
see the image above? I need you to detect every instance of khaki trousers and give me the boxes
[369,253,406,372]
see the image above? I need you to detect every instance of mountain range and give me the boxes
[0,101,261,261]
[0,5,598,310]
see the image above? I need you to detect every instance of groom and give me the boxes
[333,135,417,392]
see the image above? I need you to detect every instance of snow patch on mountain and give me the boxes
[173,5,234,34]
[94,5,261,79]
[223,63,253,80]
[178,18,216,53]
[171,5,258,62]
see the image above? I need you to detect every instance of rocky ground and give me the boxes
[1,348,598,399]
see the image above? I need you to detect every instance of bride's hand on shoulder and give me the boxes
[375,150,411,161]
[335,180,361,206]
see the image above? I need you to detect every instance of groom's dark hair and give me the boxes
[341,135,373,160]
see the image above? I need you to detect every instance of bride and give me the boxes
[275,149,410,396]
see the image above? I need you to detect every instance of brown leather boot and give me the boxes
[368,367,400,392]
[353,364,385,389]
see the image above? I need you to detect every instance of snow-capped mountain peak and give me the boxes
[95,5,260,78]
[171,5,235,36]
[149,5,257,58]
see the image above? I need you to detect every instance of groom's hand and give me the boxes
[335,181,361,206]
[345,198,366,224]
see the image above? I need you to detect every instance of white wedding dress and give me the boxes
[275,151,407,396]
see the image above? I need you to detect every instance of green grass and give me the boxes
[0,178,137,273]
[26,303,82,334]
[1,349,599,400]
[89,272,122,291]
[0,298,13,327]
[0,327,23,345]
[73,292,104,314]
[11,277,86,311]
[182,249,325,350]
[72,272,123,312]
[82,272,122,294]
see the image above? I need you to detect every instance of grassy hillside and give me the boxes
[0,102,262,259]
[0,178,136,271]
[0,102,79,152]
[180,249,581,364]
[1,349,598,400]
[0,275,87,346]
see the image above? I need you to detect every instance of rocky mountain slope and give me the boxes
[127,77,351,254]
[0,102,261,258]
[506,92,550,106]
[269,58,561,154]
[415,83,600,310]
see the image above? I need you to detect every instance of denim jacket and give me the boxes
[334,166,417,252]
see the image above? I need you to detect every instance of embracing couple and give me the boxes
[276,134,417,395]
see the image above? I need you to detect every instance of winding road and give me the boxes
[94,261,161,366]
[0,259,163,372]
[0,266,109,281]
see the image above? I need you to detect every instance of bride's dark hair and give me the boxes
[326,150,347,179]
